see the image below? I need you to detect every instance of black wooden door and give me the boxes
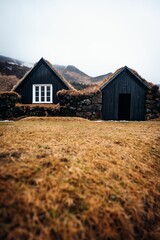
[118,94,131,120]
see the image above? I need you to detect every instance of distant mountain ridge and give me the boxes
[0,55,33,68]
[0,55,111,91]
[53,64,111,86]
[0,55,23,65]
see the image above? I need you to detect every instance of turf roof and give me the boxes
[100,66,153,90]
[12,58,75,91]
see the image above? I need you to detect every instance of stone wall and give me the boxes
[0,92,21,119]
[145,85,160,120]
[0,92,60,119]
[0,89,102,120]
[13,104,60,119]
[58,88,102,120]
[0,87,160,120]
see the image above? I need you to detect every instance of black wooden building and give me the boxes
[100,66,150,120]
[13,58,73,104]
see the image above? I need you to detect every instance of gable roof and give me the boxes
[12,58,74,91]
[100,66,152,90]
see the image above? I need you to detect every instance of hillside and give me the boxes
[0,61,30,79]
[0,118,160,239]
[0,55,23,66]
[0,75,19,92]
[92,73,111,82]
[0,55,111,91]
[62,65,91,85]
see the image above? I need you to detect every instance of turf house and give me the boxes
[100,66,151,121]
[12,58,73,104]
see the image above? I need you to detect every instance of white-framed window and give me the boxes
[32,84,53,103]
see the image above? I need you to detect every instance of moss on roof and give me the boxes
[57,85,100,98]
[44,59,75,90]
[0,91,21,98]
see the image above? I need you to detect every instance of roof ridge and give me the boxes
[43,59,75,90]
[100,66,152,90]
[12,58,75,91]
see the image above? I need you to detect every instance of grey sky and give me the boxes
[0,0,160,84]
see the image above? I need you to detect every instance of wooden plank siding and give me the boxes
[102,68,148,120]
[14,59,70,104]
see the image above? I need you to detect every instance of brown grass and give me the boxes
[16,103,60,109]
[0,91,20,98]
[58,85,100,98]
[0,118,160,240]
[0,75,19,92]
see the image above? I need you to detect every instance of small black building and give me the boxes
[13,58,73,104]
[100,66,150,120]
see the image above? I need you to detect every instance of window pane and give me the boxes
[41,86,45,92]
[35,86,39,102]
[35,86,39,92]
[41,96,45,101]
[47,85,51,102]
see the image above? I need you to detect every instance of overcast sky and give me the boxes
[0,0,160,84]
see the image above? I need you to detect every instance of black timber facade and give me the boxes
[101,66,150,121]
[13,58,71,104]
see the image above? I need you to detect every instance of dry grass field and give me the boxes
[0,117,160,240]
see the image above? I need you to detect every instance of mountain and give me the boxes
[0,55,33,68]
[53,64,66,74]
[92,73,111,82]
[0,55,23,65]
[62,65,91,85]
[0,55,111,91]
[54,64,111,85]
[0,60,30,79]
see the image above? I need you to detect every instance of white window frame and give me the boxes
[32,84,53,103]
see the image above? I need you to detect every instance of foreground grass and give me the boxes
[0,117,160,240]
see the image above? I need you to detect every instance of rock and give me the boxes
[146,94,153,100]
[91,93,102,104]
[146,108,151,113]
[79,99,91,105]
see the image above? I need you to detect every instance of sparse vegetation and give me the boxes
[0,75,19,92]
[0,118,160,240]
[71,82,90,90]
[58,85,100,97]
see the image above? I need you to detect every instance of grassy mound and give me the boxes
[0,119,160,239]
